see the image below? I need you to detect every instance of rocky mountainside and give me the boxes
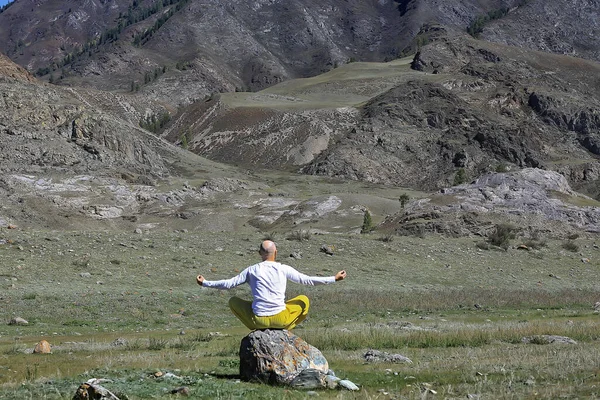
[0,0,599,238]
[480,0,600,63]
[3,0,599,109]
[164,26,600,202]
[0,53,178,179]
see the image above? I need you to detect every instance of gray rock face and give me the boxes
[239,329,329,386]
[481,0,600,64]
[380,168,600,237]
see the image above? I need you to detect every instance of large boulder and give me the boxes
[239,329,329,386]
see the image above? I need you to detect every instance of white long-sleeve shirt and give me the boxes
[202,261,335,316]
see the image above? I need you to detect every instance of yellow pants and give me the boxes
[228,295,310,330]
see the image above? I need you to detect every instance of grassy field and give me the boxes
[220,57,426,110]
[1,228,599,399]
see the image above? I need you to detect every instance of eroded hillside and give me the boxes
[162,27,600,200]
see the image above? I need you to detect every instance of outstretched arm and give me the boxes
[197,268,249,289]
[335,270,347,281]
[284,265,346,285]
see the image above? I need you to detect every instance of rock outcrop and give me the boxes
[380,168,600,237]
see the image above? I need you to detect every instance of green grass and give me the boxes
[1,230,600,398]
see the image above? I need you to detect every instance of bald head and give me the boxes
[259,240,277,261]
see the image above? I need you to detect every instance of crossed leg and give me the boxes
[228,295,310,330]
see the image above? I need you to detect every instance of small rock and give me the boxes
[525,376,535,385]
[290,251,302,259]
[338,379,359,391]
[516,244,529,250]
[33,340,51,354]
[170,386,190,396]
[80,272,92,278]
[112,338,127,346]
[9,317,28,325]
[581,258,590,263]
[364,349,412,363]
[325,375,340,389]
[289,368,328,389]
[319,245,334,255]
[134,228,143,234]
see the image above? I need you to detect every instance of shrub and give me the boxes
[453,168,468,185]
[287,230,311,242]
[148,337,168,350]
[487,223,516,249]
[523,238,547,250]
[262,232,278,242]
[496,163,510,173]
[476,241,491,250]
[562,241,579,252]
[378,234,395,243]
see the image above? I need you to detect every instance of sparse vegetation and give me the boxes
[378,233,395,242]
[176,60,194,71]
[286,229,311,242]
[562,240,579,252]
[453,168,468,185]
[496,163,510,173]
[467,7,510,37]
[139,111,171,133]
[487,223,516,249]
[33,0,191,77]
[262,231,278,242]
[522,238,547,250]
[132,0,191,47]
[1,230,600,398]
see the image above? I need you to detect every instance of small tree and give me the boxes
[399,193,410,208]
[453,168,468,185]
[361,210,374,233]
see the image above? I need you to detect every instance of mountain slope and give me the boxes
[0,0,560,108]
[164,26,600,199]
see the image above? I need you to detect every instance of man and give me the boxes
[196,240,346,330]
